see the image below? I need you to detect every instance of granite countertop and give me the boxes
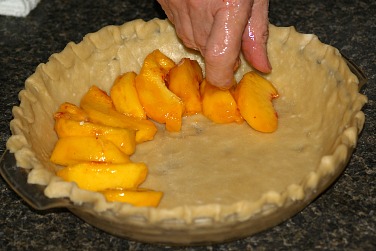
[0,0,375,250]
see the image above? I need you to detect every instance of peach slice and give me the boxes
[50,136,130,166]
[81,85,114,109]
[234,71,279,133]
[110,72,146,119]
[135,49,184,132]
[102,188,163,207]
[167,58,203,115]
[200,79,243,124]
[54,118,136,155]
[56,162,147,192]
[54,102,89,122]
[80,85,157,143]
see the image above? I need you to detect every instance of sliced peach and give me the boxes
[200,79,243,124]
[102,188,163,207]
[54,118,136,155]
[234,71,279,133]
[110,72,146,119]
[50,136,130,166]
[167,58,203,115]
[54,102,89,122]
[81,85,114,110]
[56,162,147,192]
[135,49,184,132]
[81,105,157,143]
[80,85,157,143]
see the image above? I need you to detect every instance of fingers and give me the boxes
[204,0,252,89]
[241,0,271,73]
[156,0,271,89]
[157,0,197,49]
[188,0,213,51]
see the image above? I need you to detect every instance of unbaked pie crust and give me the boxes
[6,18,367,244]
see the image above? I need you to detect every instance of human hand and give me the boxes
[157,0,271,89]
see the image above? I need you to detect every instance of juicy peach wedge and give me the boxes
[80,85,157,143]
[81,85,114,109]
[54,102,89,122]
[57,162,148,192]
[135,49,184,132]
[167,58,203,115]
[234,71,279,133]
[110,72,146,119]
[102,188,163,207]
[50,136,130,166]
[54,118,136,155]
[200,79,243,124]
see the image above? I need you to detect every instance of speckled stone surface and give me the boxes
[0,0,375,250]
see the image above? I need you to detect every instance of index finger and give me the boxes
[203,0,252,89]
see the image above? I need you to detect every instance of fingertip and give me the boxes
[204,62,235,89]
[202,0,252,89]
[245,49,272,73]
[242,36,272,73]
[205,73,233,89]
[242,0,272,73]
[242,23,272,73]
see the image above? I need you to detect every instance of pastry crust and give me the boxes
[6,18,367,236]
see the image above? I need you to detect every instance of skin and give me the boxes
[157,0,271,89]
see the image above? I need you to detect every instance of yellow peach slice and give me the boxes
[56,162,147,192]
[81,105,157,143]
[54,118,136,155]
[110,72,146,119]
[167,58,203,115]
[200,79,243,124]
[54,102,89,122]
[234,71,279,133]
[81,85,114,109]
[50,136,130,166]
[101,188,163,207]
[135,49,184,132]
[80,85,157,143]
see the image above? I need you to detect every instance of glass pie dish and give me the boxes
[1,18,367,245]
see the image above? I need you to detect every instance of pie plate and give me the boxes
[1,19,368,245]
